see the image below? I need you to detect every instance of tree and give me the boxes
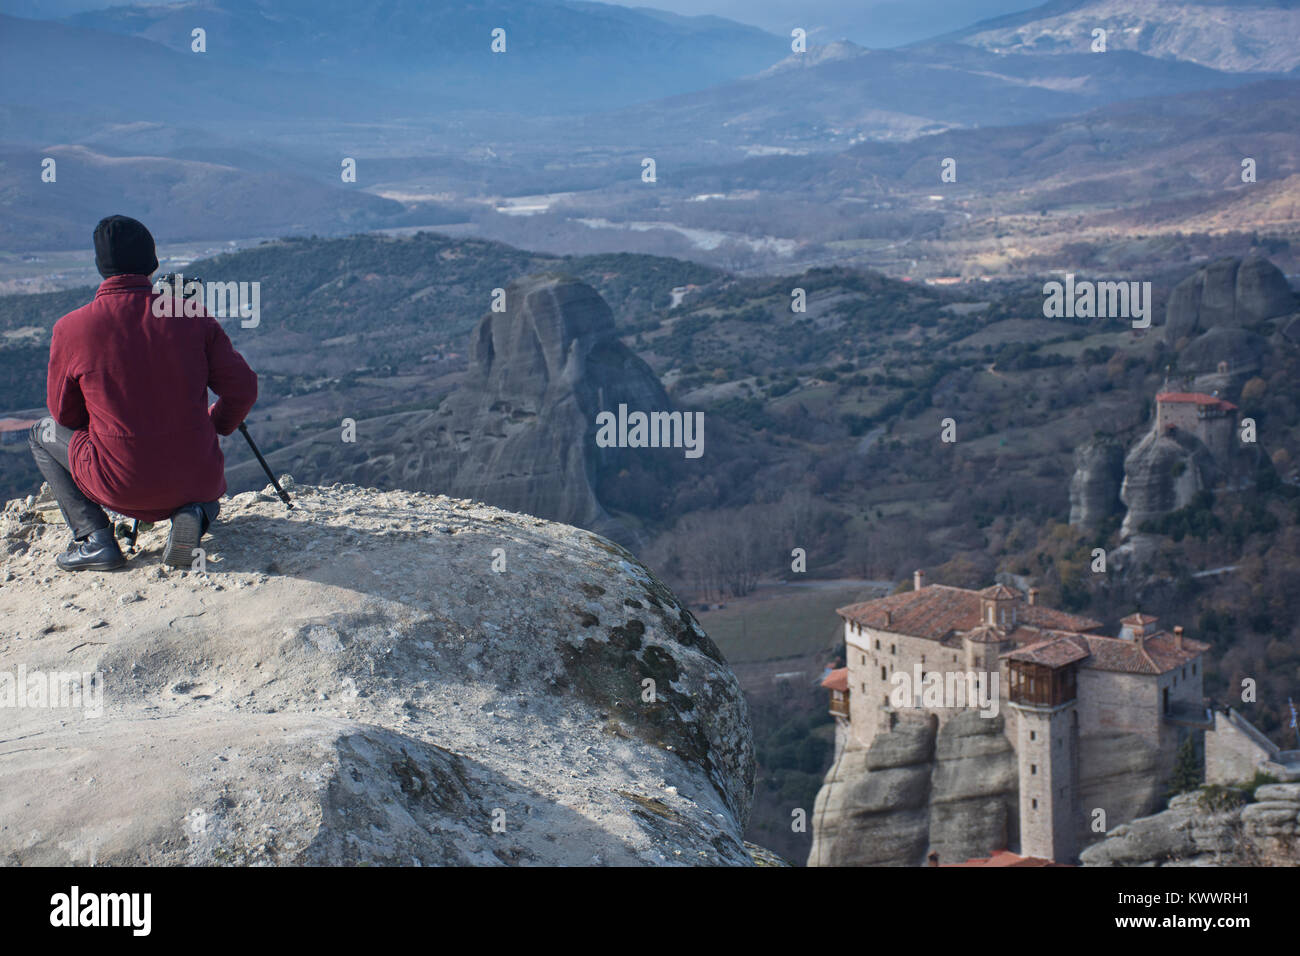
[1241,376,1267,405]
[1166,736,1202,798]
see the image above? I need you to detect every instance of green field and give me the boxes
[697,579,890,664]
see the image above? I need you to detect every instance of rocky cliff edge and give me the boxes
[1081,783,1300,867]
[0,480,756,865]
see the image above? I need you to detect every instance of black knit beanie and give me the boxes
[93,215,159,278]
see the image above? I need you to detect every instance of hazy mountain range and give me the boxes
[1,0,1296,276]
[63,0,781,112]
[939,0,1300,74]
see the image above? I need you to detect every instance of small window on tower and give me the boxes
[1030,731,1036,741]
[1032,799,1038,810]
[881,666,887,681]
[1031,764,1037,775]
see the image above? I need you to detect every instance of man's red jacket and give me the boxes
[47,274,258,522]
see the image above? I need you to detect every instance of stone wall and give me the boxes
[1076,668,1160,736]
[1155,400,1201,434]
[1206,708,1279,785]
[845,621,997,751]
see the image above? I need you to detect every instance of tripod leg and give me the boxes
[239,422,293,508]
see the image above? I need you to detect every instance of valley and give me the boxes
[3,0,1300,872]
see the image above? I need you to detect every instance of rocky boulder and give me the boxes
[1075,729,1165,846]
[807,712,1018,867]
[1178,326,1267,378]
[1068,435,1125,527]
[1118,427,1218,539]
[0,481,756,865]
[226,275,675,545]
[1165,256,1294,347]
[806,716,935,867]
[1081,784,1300,867]
[927,711,1018,864]
[1236,257,1295,324]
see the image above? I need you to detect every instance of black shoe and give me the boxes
[163,504,207,569]
[56,527,125,572]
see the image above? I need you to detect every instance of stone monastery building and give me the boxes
[824,570,1212,862]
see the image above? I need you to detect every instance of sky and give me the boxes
[1,0,1043,48]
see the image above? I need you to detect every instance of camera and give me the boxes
[152,272,204,299]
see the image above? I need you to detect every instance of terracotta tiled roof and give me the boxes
[1079,631,1210,675]
[964,624,1008,644]
[1006,625,1051,646]
[979,585,1020,600]
[1003,634,1091,667]
[1156,391,1237,411]
[1004,630,1207,675]
[1019,605,1103,632]
[839,586,975,641]
[1144,632,1211,668]
[838,579,1207,676]
[837,585,1101,643]
[822,667,848,692]
[1121,612,1159,627]
[942,849,1069,867]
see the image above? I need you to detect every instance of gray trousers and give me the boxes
[27,422,220,541]
[28,421,110,540]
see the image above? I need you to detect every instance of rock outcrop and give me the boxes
[807,717,934,867]
[1164,256,1294,347]
[927,711,1019,862]
[1085,257,1292,552]
[1075,730,1166,841]
[1068,435,1125,527]
[1081,784,1300,867]
[226,275,675,544]
[807,712,1018,866]
[1177,326,1266,378]
[1118,427,1218,539]
[0,481,756,865]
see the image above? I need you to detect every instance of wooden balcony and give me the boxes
[1007,659,1076,708]
[829,691,850,719]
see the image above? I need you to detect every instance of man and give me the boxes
[28,215,258,571]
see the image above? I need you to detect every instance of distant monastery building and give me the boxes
[1153,390,1237,460]
[817,570,1284,863]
